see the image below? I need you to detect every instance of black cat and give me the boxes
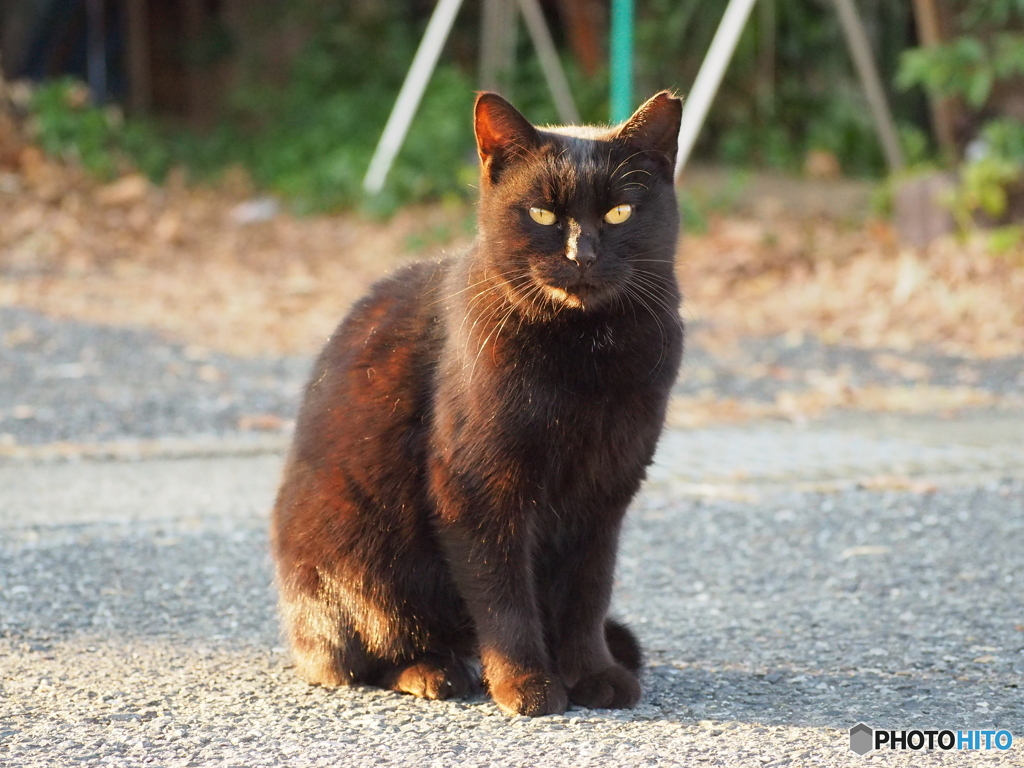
[271,91,684,716]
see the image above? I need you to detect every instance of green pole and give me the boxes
[610,0,634,123]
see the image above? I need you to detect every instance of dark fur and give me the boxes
[271,92,684,716]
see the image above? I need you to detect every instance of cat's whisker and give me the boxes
[617,168,652,179]
[628,272,684,314]
[458,285,507,355]
[427,271,509,307]
[468,300,519,385]
[625,278,685,338]
[457,269,530,333]
[620,283,669,374]
[609,151,647,182]
[629,270,680,296]
[489,299,524,366]
[459,270,534,362]
[623,273,676,339]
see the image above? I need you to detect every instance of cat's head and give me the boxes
[473,91,682,315]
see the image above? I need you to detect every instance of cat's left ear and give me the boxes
[614,91,683,170]
[475,92,542,185]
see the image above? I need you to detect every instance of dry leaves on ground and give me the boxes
[666,383,1002,428]
[0,153,470,355]
[681,217,1024,359]
[1,119,1022,361]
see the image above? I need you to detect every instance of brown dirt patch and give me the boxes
[2,137,1022,360]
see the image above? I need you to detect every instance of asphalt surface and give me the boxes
[3,306,1022,448]
[0,307,308,447]
[1,307,1023,767]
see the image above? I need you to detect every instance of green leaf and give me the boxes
[966,69,994,108]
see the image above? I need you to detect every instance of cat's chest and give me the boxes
[438,309,678,445]
[494,326,669,435]
[505,319,668,393]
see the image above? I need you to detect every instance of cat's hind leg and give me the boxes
[278,583,376,688]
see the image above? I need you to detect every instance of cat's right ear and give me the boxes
[474,93,541,185]
[614,91,683,172]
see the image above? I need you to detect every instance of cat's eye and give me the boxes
[529,207,557,226]
[604,204,633,225]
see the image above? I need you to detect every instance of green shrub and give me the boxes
[897,1,1024,229]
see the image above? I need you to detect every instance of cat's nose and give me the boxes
[568,238,596,270]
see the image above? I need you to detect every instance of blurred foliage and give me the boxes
[28,0,934,210]
[946,119,1024,237]
[897,33,1024,108]
[678,170,750,234]
[27,5,472,212]
[897,0,1024,230]
[30,79,129,180]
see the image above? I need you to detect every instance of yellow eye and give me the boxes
[529,207,557,226]
[604,204,632,224]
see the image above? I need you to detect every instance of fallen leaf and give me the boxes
[96,174,149,206]
[237,414,287,431]
[840,546,891,560]
[858,476,937,493]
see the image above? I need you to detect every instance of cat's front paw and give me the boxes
[568,664,641,709]
[490,672,568,716]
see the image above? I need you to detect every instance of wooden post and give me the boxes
[365,0,579,193]
[124,0,151,114]
[556,0,604,77]
[363,0,467,193]
[674,0,759,180]
[832,0,905,172]
[911,0,958,160]
[756,0,775,120]
[183,0,219,126]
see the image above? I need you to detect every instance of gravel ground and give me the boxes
[2,308,1023,766]
[0,307,308,447]
[676,329,1024,402]
[3,307,1023,448]
[2,444,1022,766]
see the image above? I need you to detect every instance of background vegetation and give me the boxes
[16,0,1024,219]
[897,0,1024,230]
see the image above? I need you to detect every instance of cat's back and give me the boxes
[321,258,449,369]
[286,258,451,472]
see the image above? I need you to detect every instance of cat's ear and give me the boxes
[474,92,541,184]
[614,91,683,169]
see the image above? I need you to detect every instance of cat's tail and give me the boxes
[604,618,643,674]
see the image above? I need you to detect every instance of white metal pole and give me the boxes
[674,0,758,181]
[517,0,581,124]
[363,0,466,194]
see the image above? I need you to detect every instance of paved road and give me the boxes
[2,414,1023,767]
[4,305,1023,449]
